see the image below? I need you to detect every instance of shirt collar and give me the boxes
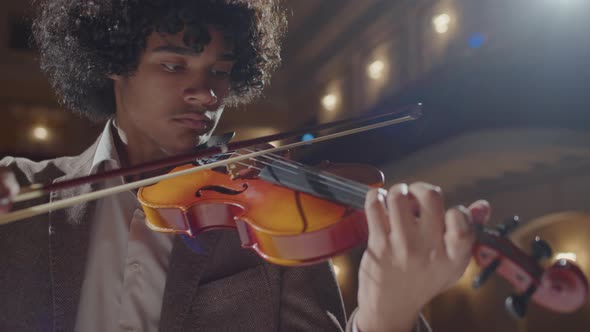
[90,118,121,175]
[89,119,236,175]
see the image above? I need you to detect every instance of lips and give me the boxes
[172,112,213,131]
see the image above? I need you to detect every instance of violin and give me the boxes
[1,104,587,318]
[136,151,589,318]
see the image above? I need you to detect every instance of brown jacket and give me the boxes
[0,137,429,332]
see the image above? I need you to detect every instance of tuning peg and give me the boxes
[503,237,550,318]
[531,236,552,261]
[505,283,537,319]
[496,215,521,236]
[473,258,501,289]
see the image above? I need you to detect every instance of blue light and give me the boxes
[468,33,486,49]
[301,133,315,141]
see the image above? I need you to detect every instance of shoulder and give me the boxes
[0,137,99,186]
[0,156,65,186]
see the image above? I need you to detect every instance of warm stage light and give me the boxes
[32,126,49,141]
[367,60,385,80]
[433,13,451,34]
[321,93,338,111]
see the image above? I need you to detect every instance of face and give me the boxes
[112,26,235,159]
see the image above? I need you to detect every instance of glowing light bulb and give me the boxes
[433,13,451,34]
[367,60,385,80]
[321,94,338,111]
[32,126,49,141]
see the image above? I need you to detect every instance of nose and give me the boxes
[184,86,219,108]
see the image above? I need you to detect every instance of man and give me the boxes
[0,0,491,331]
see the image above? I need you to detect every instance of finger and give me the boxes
[0,172,17,214]
[364,188,391,254]
[408,182,445,248]
[386,183,418,254]
[444,206,475,266]
[468,200,491,225]
[0,196,11,213]
[0,169,19,197]
[0,186,10,210]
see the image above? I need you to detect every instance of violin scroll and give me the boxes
[472,216,589,318]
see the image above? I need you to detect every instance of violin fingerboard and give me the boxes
[259,162,367,210]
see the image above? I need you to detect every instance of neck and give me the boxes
[111,118,169,181]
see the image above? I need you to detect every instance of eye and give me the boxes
[161,63,185,72]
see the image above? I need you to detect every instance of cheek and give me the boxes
[127,75,180,112]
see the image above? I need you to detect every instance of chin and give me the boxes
[165,132,211,154]
[162,140,198,156]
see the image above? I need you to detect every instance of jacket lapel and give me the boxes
[44,129,230,331]
[158,232,221,331]
[157,131,234,330]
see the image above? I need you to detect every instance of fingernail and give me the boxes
[377,189,388,210]
[457,205,473,225]
[472,200,490,219]
[400,183,409,196]
[475,199,490,208]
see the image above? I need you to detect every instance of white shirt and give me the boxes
[74,119,175,332]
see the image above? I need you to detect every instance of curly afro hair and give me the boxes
[32,0,287,122]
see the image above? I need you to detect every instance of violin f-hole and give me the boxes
[195,184,249,197]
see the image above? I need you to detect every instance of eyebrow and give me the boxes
[152,45,236,61]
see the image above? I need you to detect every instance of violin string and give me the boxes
[240,148,372,195]
[201,148,373,200]
[235,149,371,199]
[219,151,369,200]
[260,159,370,198]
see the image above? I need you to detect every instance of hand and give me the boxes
[356,182,491,332]
[0,166,19,214]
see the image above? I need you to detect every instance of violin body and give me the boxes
[138,162,383,266]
